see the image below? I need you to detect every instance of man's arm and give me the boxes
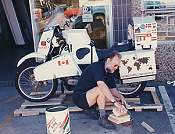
[110,88,127,106]
[97,81,127,114]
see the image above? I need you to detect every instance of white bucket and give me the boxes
[45,105,70,134]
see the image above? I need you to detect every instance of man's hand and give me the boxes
[118,94,127,107]
[114,101,127,115]
[110,88,127,107]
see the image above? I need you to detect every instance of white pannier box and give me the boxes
[119,49,156,83]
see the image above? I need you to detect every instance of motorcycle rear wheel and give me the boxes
[117,81,147,98]
[15,59,58,102]
[61,77,147,98]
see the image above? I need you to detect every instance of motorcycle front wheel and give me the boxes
[15,59,58,102]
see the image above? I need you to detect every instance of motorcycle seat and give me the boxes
[96,42,135,60]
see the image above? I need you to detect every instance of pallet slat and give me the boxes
[14,108,46,117]
[68,103,163,113]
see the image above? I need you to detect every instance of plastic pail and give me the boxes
[45,105,70,134]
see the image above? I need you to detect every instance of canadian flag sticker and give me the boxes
[58,60,69,66]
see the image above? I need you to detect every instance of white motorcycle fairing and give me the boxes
[17,52,46,67]
[62,29,91,45]
[62,29,98,64]
[73,45,98,64]
[33,53,82,81]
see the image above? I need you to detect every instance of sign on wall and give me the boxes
[82,6,93,22]
[133,16,157,50]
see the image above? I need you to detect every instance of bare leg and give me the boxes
[86,86,115,129]
[86,86,106,109]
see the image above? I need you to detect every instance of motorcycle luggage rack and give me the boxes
[14,87,162,117]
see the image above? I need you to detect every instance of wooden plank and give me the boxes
[14,108,46,117]
[64,104,159,112]
[19,103,163,114]
[21,94,67,108]
[21,99,62,108]
[144,87,162,104]
[128,104,162,111]
[68,106,83,112]
[141,121,155,133]
[151,90,161,104]
[30,90,73,96]
[105,104,162,112]
[144,87,156,92]
[55,90,73,95]
[125,97,140,103]
[157,107,163,112]
[14,109,21,117]
[14,93,71,117]
[30,91,51,96]
[106,97,140,106]
[134,107,142,112]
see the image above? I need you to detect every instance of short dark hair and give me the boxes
[108,50,122,59]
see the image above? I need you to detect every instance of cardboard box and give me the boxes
[119,49,156,83]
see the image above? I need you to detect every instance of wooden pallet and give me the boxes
[14,93,68,117]
[69,87,163,112]
[14,87,162,117]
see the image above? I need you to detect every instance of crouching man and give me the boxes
[73,50,127,129]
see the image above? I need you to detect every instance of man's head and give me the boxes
[105,51,121,73]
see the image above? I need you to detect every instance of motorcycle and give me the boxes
[15,24,147,102]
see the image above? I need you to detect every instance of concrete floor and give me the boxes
[0,84,174,134]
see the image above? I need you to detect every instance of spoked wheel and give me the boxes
[15,59,58,102]
[116,81,147,98]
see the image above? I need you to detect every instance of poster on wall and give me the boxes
[133,16,157,50]
[82,6,93,22]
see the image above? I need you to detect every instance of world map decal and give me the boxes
[121,57,152,73]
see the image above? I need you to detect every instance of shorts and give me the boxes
[73,92,90,110]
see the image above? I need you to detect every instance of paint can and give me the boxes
[46,105,70,134]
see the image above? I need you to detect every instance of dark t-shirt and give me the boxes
[74,61,116,94]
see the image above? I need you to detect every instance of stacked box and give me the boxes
[133,16,157,50]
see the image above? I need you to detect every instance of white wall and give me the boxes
[79,0,108,7]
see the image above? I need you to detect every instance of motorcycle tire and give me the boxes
[15,59,58,102]
[60,77,147,98]
[117,81,147,98]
